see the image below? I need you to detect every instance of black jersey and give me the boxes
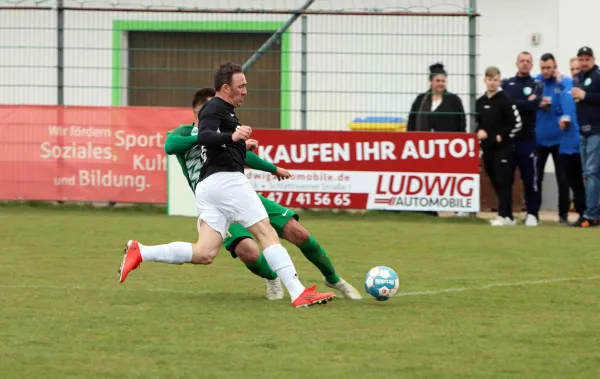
[475,90,522,150]
[196,96,246,182]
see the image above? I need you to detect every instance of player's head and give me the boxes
[484,66,501,92]
[516,51,533,76]
[570,57,581,78]
[428,63,447,93]
[539,53,557,80]
[577,46,595,73]
[192,87,216,123]
[214,61,247,108]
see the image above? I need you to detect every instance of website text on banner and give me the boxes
[0,105,189,203]
[246,130,480,212]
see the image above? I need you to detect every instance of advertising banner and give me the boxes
[0,105,190,203]
[245,130,480,212]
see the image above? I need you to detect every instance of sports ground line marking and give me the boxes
[396,275,600,297]
[1,275,599,298]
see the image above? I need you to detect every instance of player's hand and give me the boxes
[477,130,488,140]
[232,125,252,142]
[496,135,502,143]
[571,88,586,100]
[528,94,537,101]
[245,139,258,152]
[274,167,292,181]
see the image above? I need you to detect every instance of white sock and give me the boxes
[139,242,193,264]
[262,244,305,300]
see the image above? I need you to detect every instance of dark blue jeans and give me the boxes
[580,134,600,220]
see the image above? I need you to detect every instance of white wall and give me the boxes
[2,0,599,136]
[0,0,470,129]
[0,10,57,105]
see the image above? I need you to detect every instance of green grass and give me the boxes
[0,206,599,379]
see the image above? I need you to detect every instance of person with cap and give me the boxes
[501,51,544,227]
[570,46,600,227]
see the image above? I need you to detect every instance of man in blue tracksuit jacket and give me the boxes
[571,46,600,227]
[501,51,543,226]
[559,74,586,219]
[535,53,571,223]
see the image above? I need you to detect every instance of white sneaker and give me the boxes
[489,215,503,225]
[324,278,362,300]
[490,217,516,226]
[265,278,284,300]
[524,214,539,227]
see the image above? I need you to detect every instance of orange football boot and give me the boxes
[291,285,336,307]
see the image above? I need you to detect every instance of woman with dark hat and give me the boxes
[407,63,466,132]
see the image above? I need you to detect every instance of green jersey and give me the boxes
[164,124,278,192]
[165,124,205,191]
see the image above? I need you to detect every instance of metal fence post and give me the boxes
[468,0,478,132]
[57,0,64,106]
[301,15,308,130]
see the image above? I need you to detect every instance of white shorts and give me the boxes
[195,171,268,239]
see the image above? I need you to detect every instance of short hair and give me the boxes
[540,53,556,62]
[570,56,579,63]
[214,61,243,92]
[517,51,533,60]
[485,66,501,78]
[192,87,216,109]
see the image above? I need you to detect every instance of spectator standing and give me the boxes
[570,46,600,227]
[407,63,467,133]
[476,67,522,226]
[501,52,543,226]
[407,63,467,218]
[557,58,586,221]
[535,53,571,224]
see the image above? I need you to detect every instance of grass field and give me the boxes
[1,204,599,379]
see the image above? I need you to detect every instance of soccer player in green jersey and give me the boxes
[165,87,361,300]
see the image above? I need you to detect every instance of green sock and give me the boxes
[244,253,278,280]
[298,235,340,284]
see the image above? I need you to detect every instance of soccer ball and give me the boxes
[364,266,400,301]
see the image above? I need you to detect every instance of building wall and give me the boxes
[1,0,598,210]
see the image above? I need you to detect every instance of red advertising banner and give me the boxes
[0,105,190,203]
[246,130,480,212]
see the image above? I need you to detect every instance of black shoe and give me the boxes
[570,217,600,228]
[559,216,569,225]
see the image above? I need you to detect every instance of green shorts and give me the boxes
[223,194,299,257]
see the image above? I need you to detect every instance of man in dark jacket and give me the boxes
[570,46,600,227]
[501,51,543,226]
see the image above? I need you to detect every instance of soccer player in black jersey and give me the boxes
[119,62,336,307]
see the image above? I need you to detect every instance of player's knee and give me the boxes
[191,244,219,265]
[248,219,279,247]
[235,239,260,264]
[282,219,309,245]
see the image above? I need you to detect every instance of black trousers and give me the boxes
[560,153,586,217]
[537,145,570,218]
[483,147,514,219]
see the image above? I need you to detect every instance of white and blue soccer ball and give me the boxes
[364,266,400,301]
